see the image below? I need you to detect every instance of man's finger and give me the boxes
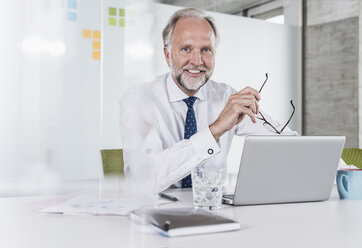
[238,86,261,101]
[237,98,258,114]
[242,107,257,123]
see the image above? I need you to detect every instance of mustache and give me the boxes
[182,65,208,72]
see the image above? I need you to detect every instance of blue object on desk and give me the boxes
[337,169,362,199]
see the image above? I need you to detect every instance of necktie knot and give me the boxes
[183,96,197,108]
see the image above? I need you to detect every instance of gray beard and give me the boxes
[175,72,209,91]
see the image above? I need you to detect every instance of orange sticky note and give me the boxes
[82,29,91,38]
[93,30,101,40]
[92,41,101,50]
[92,51,101,60]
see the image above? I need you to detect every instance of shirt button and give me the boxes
[208,149,214,155]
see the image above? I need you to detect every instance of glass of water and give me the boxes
[191,166,225,210]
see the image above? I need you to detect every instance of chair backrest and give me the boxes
[341,148,362,169]
[100,149,124,176]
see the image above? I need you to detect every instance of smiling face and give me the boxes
[164,17,216,96]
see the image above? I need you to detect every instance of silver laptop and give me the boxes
[223,136,345,206]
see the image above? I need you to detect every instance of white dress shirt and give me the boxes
[119,73,297,192]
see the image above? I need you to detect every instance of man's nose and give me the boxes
[189,50,203,65]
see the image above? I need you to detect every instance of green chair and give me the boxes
[100,149,124,176]
[341,148,362,169]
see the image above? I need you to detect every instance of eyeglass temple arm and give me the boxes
[279,100,296,133]
[258,73,268,93]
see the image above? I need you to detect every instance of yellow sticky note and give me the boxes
[92,51,101,60]
[119,19,125,27]
[93,30,101,40]
[119,8,125,17]
[92,41,101,50]
[109,17,117,26]
[109,7,117,16]
[82,29,91,38]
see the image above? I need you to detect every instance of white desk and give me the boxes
[1,185,362,248]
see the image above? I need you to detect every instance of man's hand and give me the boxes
[209,86,260,141]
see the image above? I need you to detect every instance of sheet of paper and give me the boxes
[41,195,171,216]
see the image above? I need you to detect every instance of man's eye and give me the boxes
[182,47,190,52]
[202,48,211,52]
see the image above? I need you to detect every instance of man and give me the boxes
[119,8,296,192]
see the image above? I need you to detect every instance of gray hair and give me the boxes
[162,8,219,50]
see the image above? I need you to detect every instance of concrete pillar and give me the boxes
[303,0,359,147]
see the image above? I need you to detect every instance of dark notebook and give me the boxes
[130,207,240,237]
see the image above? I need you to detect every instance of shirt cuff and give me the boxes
[190,127,221,160]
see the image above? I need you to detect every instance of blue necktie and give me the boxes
[182,96,197,188]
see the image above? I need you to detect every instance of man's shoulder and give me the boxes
[204,79,236,96]
[126,74,166,94]
[119,74,168,107]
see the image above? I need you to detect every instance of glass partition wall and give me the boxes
[0,0,301,195]
[0,0,103,195]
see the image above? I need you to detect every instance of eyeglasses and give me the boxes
[256,73,295,134]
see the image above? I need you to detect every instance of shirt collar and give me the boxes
[166,73,206,103]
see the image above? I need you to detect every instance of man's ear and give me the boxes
[163,46,170,67]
